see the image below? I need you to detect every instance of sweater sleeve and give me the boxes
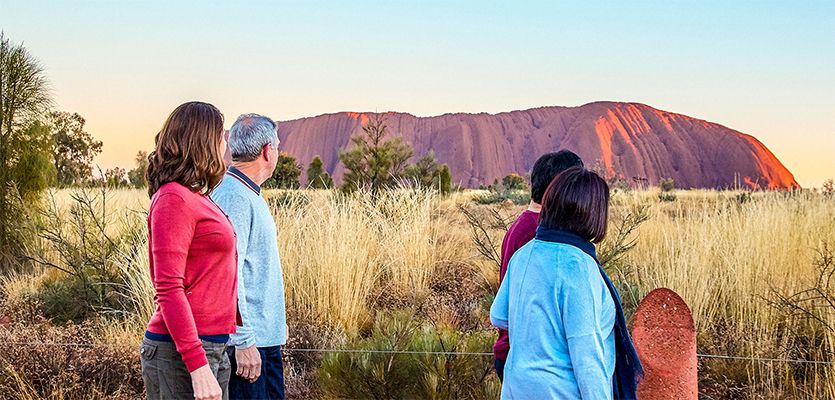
[214,192,256,349]
[561,262,612,400]
[149,193,207,372]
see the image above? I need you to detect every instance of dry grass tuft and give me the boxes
[267,188,490,336]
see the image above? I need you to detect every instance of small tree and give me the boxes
[438,164,452,196]
[822,179,834,196]
[487,178,500,192]
[658,178,676,202]
[47,111,103,186]
[103,167,129,188]
[338,115,413,193]
[590,158,630,192]
[1,33,53,260]
[127,150,149,189]
[404,151,440,189]
[264,152,302,189]
[306,155,334,189]
[659,178,675,192]
[9,121,54,197]
[502,174,528,191]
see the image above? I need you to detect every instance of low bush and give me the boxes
[658,192,677,202]
[22,188,147,324]
[283,307,346,400]
[473,189,530,206]
[0,318,143,399]
[318,310,499,400]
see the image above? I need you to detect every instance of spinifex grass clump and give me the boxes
[318,310,499,400]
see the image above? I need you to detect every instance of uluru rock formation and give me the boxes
[275,102,798,190]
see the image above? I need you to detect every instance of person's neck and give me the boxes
[527,201,541,213]
[231,161,268,186]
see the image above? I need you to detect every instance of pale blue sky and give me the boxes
[2,1,833,186]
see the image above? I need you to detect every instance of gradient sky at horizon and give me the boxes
[2,1,833,187]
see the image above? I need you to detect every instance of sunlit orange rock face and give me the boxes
[276,102,799,189]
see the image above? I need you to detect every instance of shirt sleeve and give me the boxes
[149,193,206,372]
[490,271,510,330]
[560,262,612,400]
[214,193,256,349]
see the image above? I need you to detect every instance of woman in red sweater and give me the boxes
[140,101,238,400]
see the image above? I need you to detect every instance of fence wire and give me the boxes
[6,341,835,365]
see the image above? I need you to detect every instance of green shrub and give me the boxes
[501,174,527,191]
[659,178,675,192]
[658,192,677,202]
[473,190,530,206]
[735,191,752,204]
[318,311,499,400]
[25,187,146,323]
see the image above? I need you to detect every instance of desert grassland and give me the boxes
[267,189,492,335]
[2,187,833,398]
[614,190,835,398]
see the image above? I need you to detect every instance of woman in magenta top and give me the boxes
[140,101,238,400]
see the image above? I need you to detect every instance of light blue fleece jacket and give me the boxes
[212,167,287,349]
[491,240,616,400]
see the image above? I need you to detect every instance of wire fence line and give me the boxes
[6,341,835,366]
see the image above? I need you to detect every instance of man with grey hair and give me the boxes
[212,113,287,399]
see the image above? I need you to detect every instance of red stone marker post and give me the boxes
[632,288,698,400]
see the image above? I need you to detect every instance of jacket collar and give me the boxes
[535,226,598,263]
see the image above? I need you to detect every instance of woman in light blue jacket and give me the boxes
[490,167,643,400]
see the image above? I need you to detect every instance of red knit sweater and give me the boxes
[146,182,238,372]
[494,210,539,361]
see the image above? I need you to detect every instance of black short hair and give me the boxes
[539,167,609,244]
[530,150,583,204]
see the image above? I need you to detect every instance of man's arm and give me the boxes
[213,192,256,348]
[212,192,261,382]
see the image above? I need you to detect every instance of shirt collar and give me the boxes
[226,166,261,195]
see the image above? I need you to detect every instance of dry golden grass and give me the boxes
[3,186,833,398]
[613,189,835,398]
[265,188,487,336]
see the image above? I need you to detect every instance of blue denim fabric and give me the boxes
[494,357,506,382]
[227,345,285,400]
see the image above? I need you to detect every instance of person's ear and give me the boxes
[263,143,272,162]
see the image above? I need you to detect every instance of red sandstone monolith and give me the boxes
[632,288,697,400]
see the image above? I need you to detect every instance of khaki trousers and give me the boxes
[140,337,231,400]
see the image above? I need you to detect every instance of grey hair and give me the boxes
[229,113,278,162]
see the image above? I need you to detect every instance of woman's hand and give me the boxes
[190,364,222,400]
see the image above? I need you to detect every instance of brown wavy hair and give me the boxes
[146,102,226,197]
